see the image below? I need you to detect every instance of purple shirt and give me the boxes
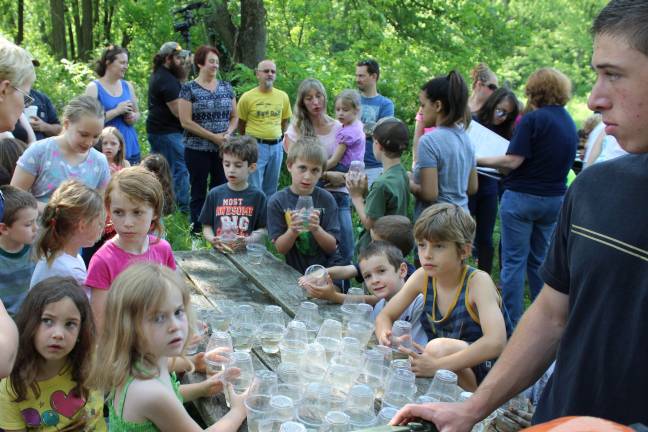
[336,119,366,168]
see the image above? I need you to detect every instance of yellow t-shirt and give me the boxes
[237,87,292,140]
[0,368,106,431]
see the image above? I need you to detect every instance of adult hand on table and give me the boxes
[390,401,480,432]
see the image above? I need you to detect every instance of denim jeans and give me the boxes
[500,190,564,326]
[185,147,227,233]
[148,132,190,213]
[468,191,499,275]
[249,142,283,199]
[330,191,353,292]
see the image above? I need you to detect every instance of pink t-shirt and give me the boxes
[85,235,176,290]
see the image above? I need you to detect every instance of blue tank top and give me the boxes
[421,266,512,342]
[94,79,140,159]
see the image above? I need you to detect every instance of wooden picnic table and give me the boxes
[176,248,432,429]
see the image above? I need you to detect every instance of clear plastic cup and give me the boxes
[279,422,306,432]
[276,383,303,407]
[246,243,267,265]
[271,394,295,425]
[260,305,285,354]
[321,411,351,432]
[245,394,274,432]
[423,369,459,403]
[345,320,374,348]
[277,362,301,385]
[373,345,393,366]
[297,383,330,428]
[344,384,377,428]
[376,407,398,425]
[295,301,322,343]
[279,321,308,364]
[186,319,208,355]
[249,370,278,397]
[316,319,342,361]
[209,301,234,332]
[381,368,416,410]
[357,349,387,398]
[390,320,413,351]
[304,264,329,288]
[205,331,233,376]
[325,362,360,396]
[226,351,255,394]
[299,342,328,382]
[231,304,257,352]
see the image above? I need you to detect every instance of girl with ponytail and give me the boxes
[30,180,105,289]
[411,70,478,219]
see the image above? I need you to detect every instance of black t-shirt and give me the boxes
[146,66,182,134]
[198,183,267,236]
[536,153,648,425]
[503,106,577,196]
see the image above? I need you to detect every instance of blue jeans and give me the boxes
[249,142,283,198]
[499,190,563,326]
[148,132,190,213]
[330,191,353,265]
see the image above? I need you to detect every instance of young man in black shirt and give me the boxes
[392,0,648,428]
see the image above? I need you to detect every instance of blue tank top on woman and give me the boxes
[94,79,140,161]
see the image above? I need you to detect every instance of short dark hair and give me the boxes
[357,59,380,80]
[593,0,648,57]
[194,45,220,68]
[421,70,470,128]
[0,185,37,226]
[95,45,128,77]
[373,117,409,158]
[220,135,258,164]
[372,215,414,257]
[0,138,27,185]
[358,240,405,272]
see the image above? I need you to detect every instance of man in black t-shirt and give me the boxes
[391,1,648,429]
[147,42,190,212]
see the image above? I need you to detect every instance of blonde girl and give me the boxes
[30,180,105,289]
[0,277,106,431]
[11,95,111,212]
[86,166,175,334]
[89,263,246,431]
[327,89,365,172]
[96,126,130,174]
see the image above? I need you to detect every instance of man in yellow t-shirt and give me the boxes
[237,59,292,198]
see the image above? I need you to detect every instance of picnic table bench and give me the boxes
[176,248,432,429]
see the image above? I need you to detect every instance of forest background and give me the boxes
[1,0,606,250]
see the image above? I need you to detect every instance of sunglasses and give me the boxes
[12,85,34,107]
[495,108,510,118]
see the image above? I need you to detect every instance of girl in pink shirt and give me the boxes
[87,166,175,334]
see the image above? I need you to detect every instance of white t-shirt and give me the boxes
[372,293,428,346]
[30,253,87,289]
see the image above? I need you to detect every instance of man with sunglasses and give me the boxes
[237,59,292,198]
[355,59,394,187]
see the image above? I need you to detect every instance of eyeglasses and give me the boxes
[495,108,510,118]
[11,85,34,107]
[258,69,276,74]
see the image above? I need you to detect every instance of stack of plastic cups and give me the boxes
[345,313,375,348]
[297,383,338,430]
[271,395,295,429]
[340,288,365,327]
[294,301,322,343]
[344,384,377,428]
[259,305,285,354]
[381,368,416,410]
[278,321,308,364]
[390,320,414,353]
[315,319,342,362]
[418,369,460,403]
[376,406,399,425]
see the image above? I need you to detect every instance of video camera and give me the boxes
[173,2,207,44]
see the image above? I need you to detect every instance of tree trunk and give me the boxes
[103,0,114,43]
[16,0,24,45]
[79,0,93,59]
[66,11,76,59]
[71,0,82,58]
[205,0,237,57]
[238,0,266,68]
[50,0,67,59]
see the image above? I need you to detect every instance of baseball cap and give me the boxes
[158,42,183,56]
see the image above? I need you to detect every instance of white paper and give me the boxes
[467,120,510,158]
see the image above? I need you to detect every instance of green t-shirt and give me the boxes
[356,163,410,253]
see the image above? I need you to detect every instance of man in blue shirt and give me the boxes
[355,59,394,186]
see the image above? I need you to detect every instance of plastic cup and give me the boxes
[249,370,278,397]
[321,411,351,432]
[245,394,274,432]
[275,383,303,408]
[279,321,308,364]
[226,351,255,394]
[304,264,329,287]
[297,383,330,428]
[299,342,328,382]
[186,319,208,355]
[423,369,459,403]
[246,243,267,265]
[205,331,233,376]
[277,362,301,385]
[345,320,374,348]
[381,368,416,410]
[24,105,38,118]
[279,422,306,432]
[295,301,321,343]
[376,407,398,425]
[344,384,377,428]
[271,394,295,425]
[390,320,413,351]
[316,319,343,362]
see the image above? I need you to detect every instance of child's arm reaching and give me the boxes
[347,174,374,229]
[273,211,301,254]
[375,268,427,346]
[407,271,508,377]
[0,300,18,378]
[326,143,348,171]
[327,265,358,280]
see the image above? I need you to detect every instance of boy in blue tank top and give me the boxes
[375,203,511,390]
